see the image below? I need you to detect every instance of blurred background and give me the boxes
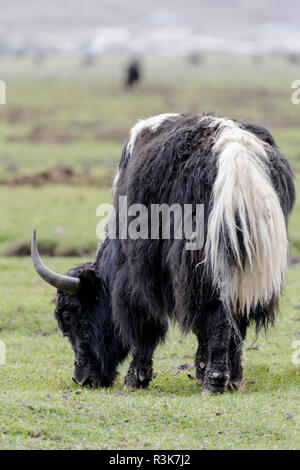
[0,0,299,257]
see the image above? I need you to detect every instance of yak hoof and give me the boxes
[124,367,152,390]
[124,384,136,391]
[138,372,146,382]
[227,378,245,393]
[202,369,229,394]
[202,388,224,397]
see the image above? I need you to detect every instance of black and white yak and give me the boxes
[32,113,295,394]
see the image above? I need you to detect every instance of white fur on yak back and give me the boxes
[113,113,178,193]
[127,113,179,156]
[205,117,288,315]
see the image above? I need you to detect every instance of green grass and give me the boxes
[0,184,110,255]
[0,55,299,449]
[0,258,299,449]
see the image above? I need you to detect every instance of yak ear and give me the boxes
[79,267,102,299]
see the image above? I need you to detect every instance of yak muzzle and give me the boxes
[72,363,102,388]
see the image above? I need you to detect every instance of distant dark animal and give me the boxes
[125,61,141,88]
[287,53,300,64]
[187,52,202,65]
[32,113,295,393]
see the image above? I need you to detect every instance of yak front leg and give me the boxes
[111,270,168,390]
[124,348,154,390]
[124,316,168,390]
[203,300,231,394]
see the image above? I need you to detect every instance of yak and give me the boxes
[32,113,295,394]
[125,60,141,88]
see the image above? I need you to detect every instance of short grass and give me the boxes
[0,258,299,449]
[0,55,299,449]
[0,184,110,255]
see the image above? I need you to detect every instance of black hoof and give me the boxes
[203,369,229,394]
[124,367,152,390]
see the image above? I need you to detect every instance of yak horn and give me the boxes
[31,229,81,295]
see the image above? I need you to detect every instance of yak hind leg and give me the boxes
[227,334,244,393]
[193,331,208,386]
[202,299,231,394]
[227,315,249,393]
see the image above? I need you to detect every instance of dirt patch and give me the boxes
[217,87,300,128]
[8,123,128,144]
[9,126,76,144]
[136,84,175,97]
[6,244,39,257]
[4,107,46,124]
[0,166,77,186]
[56,247,93,257]
[0,165,114,188]
[94,127,128,143]
[67,119,128,143]
[6,242,94,257]
[29,126,75,144]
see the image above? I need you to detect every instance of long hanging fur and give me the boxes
[205,117,289,315]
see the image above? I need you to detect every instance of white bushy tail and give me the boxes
[205,118,288,314]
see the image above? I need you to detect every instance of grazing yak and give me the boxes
[125,60,141,88]
[32,113,295,394]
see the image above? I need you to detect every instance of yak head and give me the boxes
[31,230,128,388]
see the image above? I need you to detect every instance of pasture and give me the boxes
[0,55,299,449]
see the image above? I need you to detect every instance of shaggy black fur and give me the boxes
[109,113,295,393]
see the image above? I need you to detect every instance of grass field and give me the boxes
[0,55,299,449]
